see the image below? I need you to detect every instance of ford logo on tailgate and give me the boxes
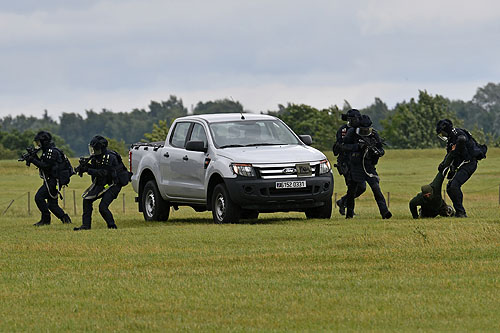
[282,168,297,175]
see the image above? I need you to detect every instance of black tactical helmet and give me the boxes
[436,119,453,142]
[89,135,108,156]
[34,131,52,148]
[355,115,373,136]
[341,109,362,127]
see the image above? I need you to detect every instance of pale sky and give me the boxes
[1,0,499,118]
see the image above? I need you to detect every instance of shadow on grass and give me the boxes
[127,216,307,227]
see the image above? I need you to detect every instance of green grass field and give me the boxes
[0,149,499,331]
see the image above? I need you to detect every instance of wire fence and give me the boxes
[2,184,500,216]
[1,190,130,216]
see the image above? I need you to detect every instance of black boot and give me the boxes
[336,198,346,216]
[34,216,50,226]
[34,220,50,226]
[61,214,72,224]
[107,224,117,229]
[73,225,91,231]
[382,211,392,219]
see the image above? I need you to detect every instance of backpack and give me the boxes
[463,130,488,160]
[54,148,75,186]
[109,150,133,186]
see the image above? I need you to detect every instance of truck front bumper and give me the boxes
[224,173,333,212]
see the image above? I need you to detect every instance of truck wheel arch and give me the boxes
[138,168,156,212]
[206,173,225,210]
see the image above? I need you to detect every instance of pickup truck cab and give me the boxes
[130,113,333,223]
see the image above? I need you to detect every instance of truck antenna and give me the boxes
[230,96,245,119]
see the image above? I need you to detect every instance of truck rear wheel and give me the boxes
[212,183,240,224]
[142,180,170,221]
[305,199,332,219]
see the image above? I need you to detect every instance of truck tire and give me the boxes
[212,183,240,224]
[305,199,332,219]
[142,180,170,221]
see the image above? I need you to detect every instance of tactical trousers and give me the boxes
[82,185,121,228]
[35,178,65,222]
[339,176,366,207]
[447,160,477,216]
[346,176,389,218]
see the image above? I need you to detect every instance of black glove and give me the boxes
[438,162,445,172]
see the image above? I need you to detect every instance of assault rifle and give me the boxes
[18,146,40,166]
[358,136,384,157]
[74,156,93,177]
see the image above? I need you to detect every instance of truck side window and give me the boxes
[190,123,208,147]
[170,122,191,148]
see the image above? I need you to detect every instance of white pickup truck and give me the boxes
[129,113,333,223]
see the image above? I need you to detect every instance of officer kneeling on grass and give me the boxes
[409,154,455,218]
[73,135,131,231]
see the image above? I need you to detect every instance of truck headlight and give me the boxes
[231,163,255,177]
[318,159,331,175]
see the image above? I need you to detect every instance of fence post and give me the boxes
[28,192,30,215]
[387,192,390,208]
[122,193,125,213]
[73,190,77,215]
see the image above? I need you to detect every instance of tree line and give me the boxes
[1,83,499,158]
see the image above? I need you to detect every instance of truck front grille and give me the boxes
[253,162,318,180]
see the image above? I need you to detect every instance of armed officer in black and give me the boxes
[436,119,483,218]
[341,115,392,219]
[332,109,366,215]
[74,136,125,230]
[25,131,71,226]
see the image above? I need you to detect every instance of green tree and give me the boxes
[193,99,243,115]
[381,91,458,149]
[268,103,343,151]
[106,137,128,157]
[144,120,170,142]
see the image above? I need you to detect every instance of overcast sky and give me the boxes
[1,0,499,118]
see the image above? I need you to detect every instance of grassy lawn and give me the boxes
[0,149,499,331]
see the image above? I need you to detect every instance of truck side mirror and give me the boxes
[299,135,313,146]
[186,140,207,152]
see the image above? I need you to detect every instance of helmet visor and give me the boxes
[356,127,372,137]
[89,145,102,156]
[437,131,448,142]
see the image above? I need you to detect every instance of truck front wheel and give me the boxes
[305,199,332,219]
[142,180,170,221]
[212,183,240,224]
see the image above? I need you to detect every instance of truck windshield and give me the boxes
[209,120,301,148]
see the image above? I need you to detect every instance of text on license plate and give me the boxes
[275,181,306,189]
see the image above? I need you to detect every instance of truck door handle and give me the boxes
[183,155,189,161]
[163,152,169,158]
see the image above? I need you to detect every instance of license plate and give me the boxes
[275,181,306,189]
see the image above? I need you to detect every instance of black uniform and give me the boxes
[436,119,481,217]
[78,150,123,229]
[341,117,391,219]
[28,134,71,226]
[333,124,366,213]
